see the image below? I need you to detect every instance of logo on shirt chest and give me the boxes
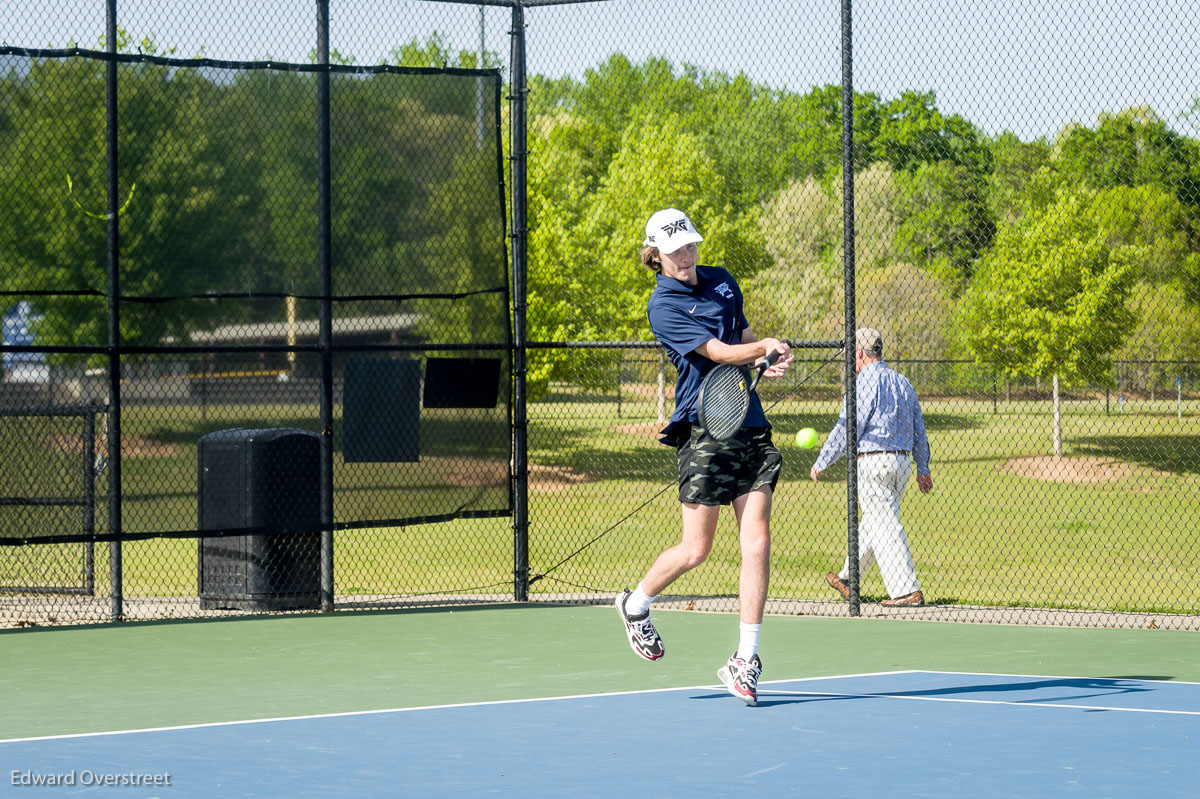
[714,282,734,300]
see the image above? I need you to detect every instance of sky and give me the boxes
[5,0,1200,141]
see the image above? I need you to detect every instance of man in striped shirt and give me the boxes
[811,328,932,607]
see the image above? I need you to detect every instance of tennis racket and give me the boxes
[696,345,789,441]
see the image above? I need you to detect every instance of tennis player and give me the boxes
[615,208,793,706]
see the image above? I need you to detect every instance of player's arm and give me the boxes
[742,328,793,376]
[695,330,792,372]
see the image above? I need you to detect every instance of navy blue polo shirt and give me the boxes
[647,265,769,445]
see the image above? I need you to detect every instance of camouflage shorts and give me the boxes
[677,426,782,506]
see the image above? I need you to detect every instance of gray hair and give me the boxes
[855,327,883,357]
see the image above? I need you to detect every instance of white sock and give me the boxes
[736,622,761,660]
[626,584,654,616]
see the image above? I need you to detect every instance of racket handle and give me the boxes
[750,339,792,388]
[761,338,795,369]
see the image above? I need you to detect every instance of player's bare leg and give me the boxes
[732,486,772,625]
[639,502,720,595]
[717,487,771,706]
[617,503,718,662]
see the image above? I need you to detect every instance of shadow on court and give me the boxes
[689,675,1156,709]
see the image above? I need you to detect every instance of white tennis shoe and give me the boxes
[718,652,762,706]
[615,590,665,661]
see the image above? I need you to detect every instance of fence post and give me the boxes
[510,0,530,602]
[841,0,859,617]
[104,0,123,623]
[316,0,335,612]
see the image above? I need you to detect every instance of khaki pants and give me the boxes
[838,452,920,598]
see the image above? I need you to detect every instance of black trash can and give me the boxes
[197,428,321,611]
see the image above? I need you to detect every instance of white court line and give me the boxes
[0,669,915,745]
[4,669,1194,744]
[761,688,1200,716]
[764,669,1200,715]
[920,669,1200,686]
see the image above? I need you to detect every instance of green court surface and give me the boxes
[3,604,1199,740]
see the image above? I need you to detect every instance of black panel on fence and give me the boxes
[0,407,101,595]
[342,358,421,463]
[197,428,321,611]
[423,357,501,409]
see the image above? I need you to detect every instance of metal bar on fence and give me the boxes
[316,0,335,613]
[528,341,660,349]
[510,0,530,602]
[104,0,123,623]
[527,340,845,350]
[84,410,96,596]
[842,0,860,618]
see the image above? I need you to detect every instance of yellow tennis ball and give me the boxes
[795,427,819,449]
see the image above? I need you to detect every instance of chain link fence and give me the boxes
[3,0,1198,628]
[1,1,512,625]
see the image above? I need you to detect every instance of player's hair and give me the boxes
[641,245,662,273]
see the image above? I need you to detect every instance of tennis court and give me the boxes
[4,604,1198,796]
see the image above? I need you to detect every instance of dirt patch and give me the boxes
[431,457,593,492]
[528,463,594,491]
[613,422,663,438]
[45,435,181,459]
[998,455,1138,484]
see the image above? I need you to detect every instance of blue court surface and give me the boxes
[4,670,1198,797]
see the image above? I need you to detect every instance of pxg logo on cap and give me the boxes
[644,208,703,254]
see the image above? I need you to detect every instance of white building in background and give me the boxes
[1,301,49,383]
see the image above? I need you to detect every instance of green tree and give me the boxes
[777,85,883,181]
[893,160,993,290]
[1053,107,1200,217]
[750,176,840,334]
[388,33,499,70]
[856,261,952,366]
[525,112,766,395]
[0,54,263,356]
[1117,282,1200,396]
[960,187,1139,455]
[987,132,1052,227]
[877,91,991,176]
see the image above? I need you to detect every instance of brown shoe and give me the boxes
[825,572,850,600]
[881,590,924,607]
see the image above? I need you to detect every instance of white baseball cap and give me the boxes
[643,208,703,254]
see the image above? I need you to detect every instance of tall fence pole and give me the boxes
[104,0,123,623]
[842,0,860,617]
[316,0,335,612]
[510,0,530,601]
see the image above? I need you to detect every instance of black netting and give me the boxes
[1,41,510,623]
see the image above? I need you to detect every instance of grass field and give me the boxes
[2,391,1198,617]
[525,391,1200,615]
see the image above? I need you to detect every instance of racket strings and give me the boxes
[701,366,750,439]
